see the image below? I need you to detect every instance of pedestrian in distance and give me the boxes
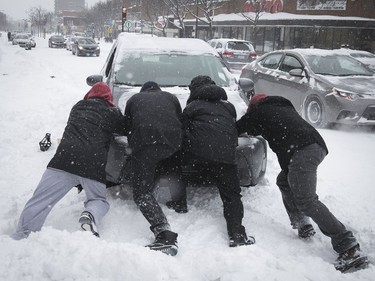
[122,81,183,256]
[12,82,124,240]
[236,93,369,273]
[167,75,255,248]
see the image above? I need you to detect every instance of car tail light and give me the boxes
[249,53,257,60]
[222,51,234,57]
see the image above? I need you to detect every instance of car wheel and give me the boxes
[304,96,327,128]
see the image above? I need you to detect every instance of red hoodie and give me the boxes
[83,82,115,107]
[248,93,268,109]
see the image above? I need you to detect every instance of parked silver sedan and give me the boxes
[239,48,375,127]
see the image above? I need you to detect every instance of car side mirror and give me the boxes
[289,68,305,77]
[238,77,255,93]
[86,75,103,86]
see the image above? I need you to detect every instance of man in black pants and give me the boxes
[167,75,255,247]
[123,81,182,256]
[236,94,368,272]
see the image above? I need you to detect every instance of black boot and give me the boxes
[146,230,178,256]
[298,224,316,239]
[166,199,188,213]
[335,244,369,273]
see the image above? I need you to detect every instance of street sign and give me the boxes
[125,20,132,29]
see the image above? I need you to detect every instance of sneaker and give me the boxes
[298,224,316,239]
[79,211,99,237]
[335,244,369,273]
[146,230,178,256]
[166,200,188,213]
[229,232,256,247]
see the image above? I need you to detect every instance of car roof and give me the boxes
[115,33,217,55]
[268,48,354,57]
[209,38,252,43]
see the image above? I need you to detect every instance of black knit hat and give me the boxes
[140,81,161,92]
[189,75,215,92]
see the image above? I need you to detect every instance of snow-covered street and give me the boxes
[0,33,374,281]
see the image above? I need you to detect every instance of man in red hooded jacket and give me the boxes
[12,82,124,239]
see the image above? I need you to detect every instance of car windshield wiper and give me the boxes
[114,79,142,86]
[315,72,337,76]
[337,73,372,77]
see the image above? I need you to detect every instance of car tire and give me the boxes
[304,96,327,128]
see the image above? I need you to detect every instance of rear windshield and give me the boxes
[227,42,253,51]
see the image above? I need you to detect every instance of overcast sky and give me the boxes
[1,0,102,21]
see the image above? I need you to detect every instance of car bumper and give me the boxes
[105,135,267,187]
[327,96,375,125]
[79,49,100,56]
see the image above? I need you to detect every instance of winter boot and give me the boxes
[229,232,256,247]
[334,244,369,273]
[79,211,99,237]
[146,230,178,256]
[166,199,188,213]
[298,224,316,239]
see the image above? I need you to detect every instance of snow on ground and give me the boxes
[0,33,374,281]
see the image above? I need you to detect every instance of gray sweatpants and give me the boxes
[12,168,109,240]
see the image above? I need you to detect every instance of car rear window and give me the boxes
[227,42,253,51]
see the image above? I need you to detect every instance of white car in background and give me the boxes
[12,33,36,48]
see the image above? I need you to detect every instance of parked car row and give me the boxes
[48,34,100,57]
[239,48,375,128]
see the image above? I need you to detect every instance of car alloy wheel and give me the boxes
[305,97,327,128]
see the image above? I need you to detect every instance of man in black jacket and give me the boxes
[123,81,182,256]
[167,75,255,247]
[12,82,123,239]
[236,94,368,272]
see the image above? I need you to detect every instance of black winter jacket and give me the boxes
[124,89,183,156]
[182,84,238,164]
[236,96,328,171]
[48,99,123,183]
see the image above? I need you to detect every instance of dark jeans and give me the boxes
[276,143,357,253]
[130,146,182,236]
[181,154,246,237]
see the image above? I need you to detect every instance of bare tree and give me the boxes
[230,0,270,46]
[83,1,113,38]
[28,6,53,37]
[160,0,191,38]
[142,0,170,36]
[186,0,226,39]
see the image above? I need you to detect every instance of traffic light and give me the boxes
[121,7,127,32]
[122,7,127,22]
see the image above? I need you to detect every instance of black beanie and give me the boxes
[189,75,215,92]
[140,81,161,92]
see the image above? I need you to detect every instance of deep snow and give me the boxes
[0,33,374,281]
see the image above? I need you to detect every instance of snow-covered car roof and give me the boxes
[116,33,216,55]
